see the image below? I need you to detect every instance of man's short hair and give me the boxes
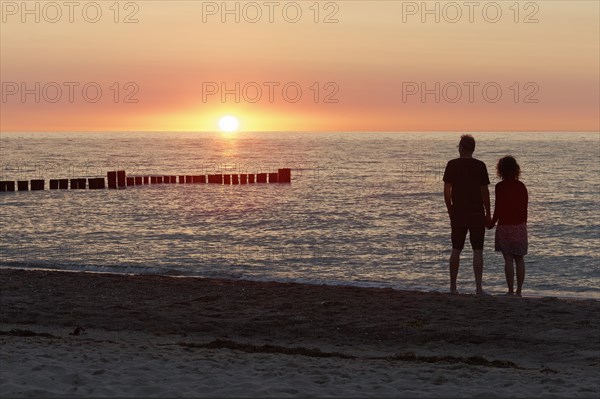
[459,134,476,153]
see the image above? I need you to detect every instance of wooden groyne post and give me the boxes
[70,178,86,189]
[0,181,16,191]
[278,168,291,183]
[30,179,44,190]
[88,178,105,189]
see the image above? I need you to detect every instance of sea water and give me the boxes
[1,131,598,298]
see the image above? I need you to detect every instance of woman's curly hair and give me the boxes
[497,156,521,180]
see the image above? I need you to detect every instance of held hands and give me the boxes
[486,215,495,230]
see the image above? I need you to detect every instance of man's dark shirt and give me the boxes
[443,158,490,224]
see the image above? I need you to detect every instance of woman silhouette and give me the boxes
[489,156,528,296]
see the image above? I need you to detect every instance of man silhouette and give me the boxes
[443,135,491,295]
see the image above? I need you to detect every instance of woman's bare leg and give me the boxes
[514,255,525,296]
[503,253,514,294]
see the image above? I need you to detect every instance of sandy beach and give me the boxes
[1,269,599,397]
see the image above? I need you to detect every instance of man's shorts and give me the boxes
[451,214,486,251]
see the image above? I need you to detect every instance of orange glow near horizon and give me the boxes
[1,1,598,132]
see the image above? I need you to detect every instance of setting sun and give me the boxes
[218,116,240,133]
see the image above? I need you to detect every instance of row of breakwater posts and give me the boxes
[0,168,292,192]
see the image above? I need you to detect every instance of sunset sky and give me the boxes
[1,1,598,132]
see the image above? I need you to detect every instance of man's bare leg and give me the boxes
[503,253,515,295]
[515,255,525,297]
[473,249,486,295]
[450,249,461,294]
